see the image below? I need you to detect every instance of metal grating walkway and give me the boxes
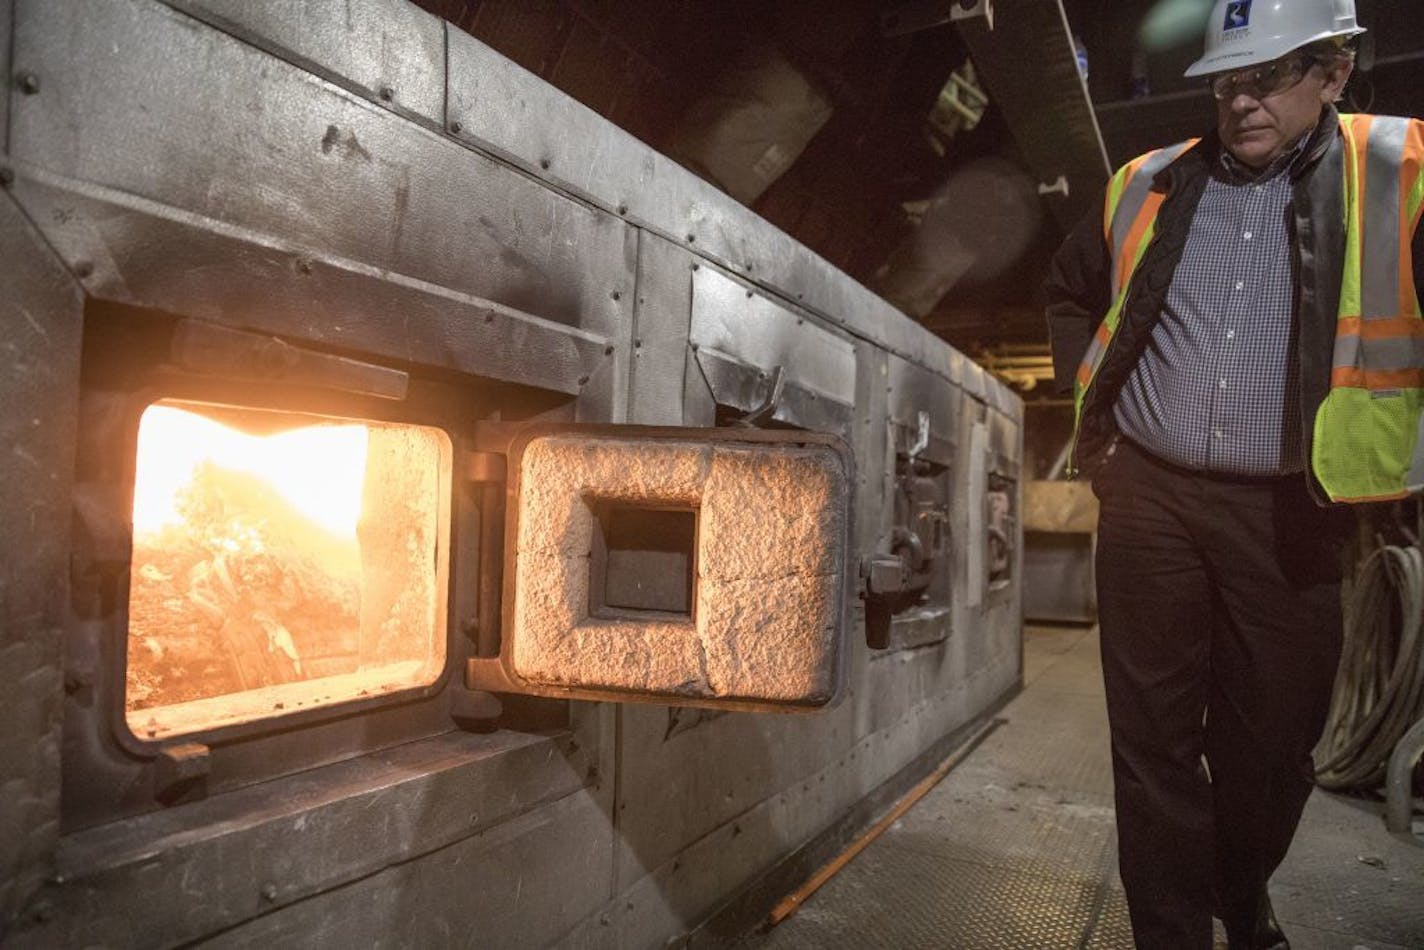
[739,625,1424,950]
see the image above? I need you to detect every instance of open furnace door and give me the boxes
[467,425,854,712]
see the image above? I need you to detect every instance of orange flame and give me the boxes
[132,404,369,538]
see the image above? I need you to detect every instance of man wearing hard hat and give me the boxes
[1047,1,1422,947]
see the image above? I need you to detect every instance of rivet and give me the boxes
[634,339,642,348]
[617,204,628,215]
[16,72,39,95]
[449,120,462,134]
[604,344,614,355]
[260,884,278,902]
[539,158,550,170]
[578,374,590,386]
[0,167,13,188]
[379,86,395,101]
[611,291,621,301]
[686,234,696,243]
[691,262,700,271]
[690,342,699,352]
[745,290,753,298]
[295,258,313,275]
[72,260,94,279]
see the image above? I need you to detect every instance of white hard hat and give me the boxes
[1184,0,1365,77]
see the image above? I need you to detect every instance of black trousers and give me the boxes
[1094,439,1349,950]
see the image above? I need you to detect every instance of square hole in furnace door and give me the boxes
[589,504,698,619]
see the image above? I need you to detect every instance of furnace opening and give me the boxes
[589,504,697,618]
[125,400,451,741]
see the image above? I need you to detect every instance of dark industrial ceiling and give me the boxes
[412,0,1424,396]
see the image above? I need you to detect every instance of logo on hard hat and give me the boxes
[1223,0,1252,30]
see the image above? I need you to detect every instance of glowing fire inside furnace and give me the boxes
[125,402,450,740]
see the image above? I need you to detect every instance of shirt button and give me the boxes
[1214,429,1224,439]
[1226,329,1236,340]
[1234,280,1244,291]
[1219,379,1228,390]
[1243,231,1253,241]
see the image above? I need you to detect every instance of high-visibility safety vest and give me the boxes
[1073,115,1424,503]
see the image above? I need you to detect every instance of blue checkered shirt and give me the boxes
[1113,139,1309,476]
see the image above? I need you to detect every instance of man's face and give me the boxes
[1213,51,1353,168]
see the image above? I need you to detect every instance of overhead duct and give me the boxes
[874,156,1043,318]
[953,0,1112,231]
[665,43,833,205]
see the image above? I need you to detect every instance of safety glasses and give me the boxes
[1209,53,1318,101]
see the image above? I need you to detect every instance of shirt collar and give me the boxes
[1217,128,1314,183]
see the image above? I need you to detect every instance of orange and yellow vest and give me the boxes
[1072,114,1424,503]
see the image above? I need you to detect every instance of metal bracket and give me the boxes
[1038,175,1070,197]
[735,365,785,428]
[908,410,930,461]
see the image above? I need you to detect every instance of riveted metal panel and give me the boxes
[192,791,612,950]
[9,173,610,395]
[886,353,962,467]
[611,697,858,892]
[164,0,446,126]
[609,658,1020,948]
[11,0,633,348]
[852,338,891,554]
[442,23,964,387]
[690,266,856,433]
[0,193,82,930]
[628,231,694,426]
[12,730,603,948]
[988,405,1023,474]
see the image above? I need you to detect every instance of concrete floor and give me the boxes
[741,624,1424,949]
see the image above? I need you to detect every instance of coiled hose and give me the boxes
[1315,542,1424,790]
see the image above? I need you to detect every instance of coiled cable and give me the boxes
[1315,542,1424,790]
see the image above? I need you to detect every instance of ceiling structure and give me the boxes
[413,0,1424,398]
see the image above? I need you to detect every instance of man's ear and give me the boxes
[1322,57,1354,103]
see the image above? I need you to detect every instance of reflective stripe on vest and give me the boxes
[1068,139,1197,472]
[1312,114,1424,502]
